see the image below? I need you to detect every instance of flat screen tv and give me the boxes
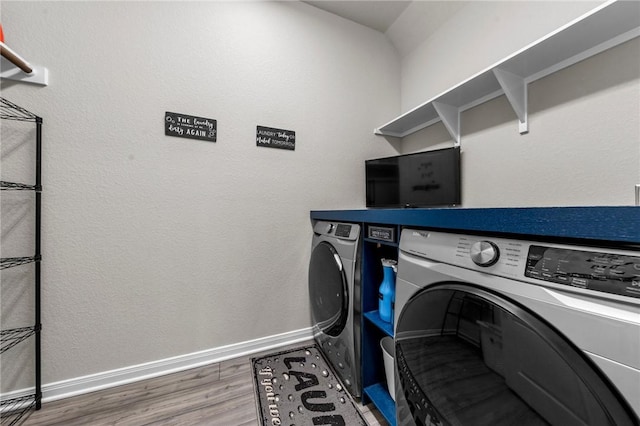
[365,147,461,208]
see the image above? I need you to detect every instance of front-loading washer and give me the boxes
[394,228,640,426]
[308,221,361,398]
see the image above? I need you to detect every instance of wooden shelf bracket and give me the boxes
[433,102,461,146]
[493,68,528,134]
[0,41,48,86]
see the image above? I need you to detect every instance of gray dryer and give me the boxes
[308,221,361,398]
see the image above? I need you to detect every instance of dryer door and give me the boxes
[308,241,348,337]
[395,283,637,426]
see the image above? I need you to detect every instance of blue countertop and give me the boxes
[310,206,640,244]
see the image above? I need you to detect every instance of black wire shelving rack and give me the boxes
[0,97,43,424]
[0,395,37,426]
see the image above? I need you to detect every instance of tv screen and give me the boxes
[366,147,461,208]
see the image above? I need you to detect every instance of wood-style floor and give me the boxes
[18,342,387,426]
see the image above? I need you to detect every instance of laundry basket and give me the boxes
[380,336,395,401]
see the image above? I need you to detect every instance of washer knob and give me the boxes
[470,241,500,267]
[326,223,335,234]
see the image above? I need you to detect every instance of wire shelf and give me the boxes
[0,98,39,122]
[0,257,38,270]
[0,394,36,426]
[0,181,39,191]
[1,96,43,418]
[0,327,36,354]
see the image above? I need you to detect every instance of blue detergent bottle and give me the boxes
[378,258,397,323]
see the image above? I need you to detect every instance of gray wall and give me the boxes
[1,1,399,391]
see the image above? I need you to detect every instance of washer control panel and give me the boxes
[401,229,640,300]
[525,245,640,299]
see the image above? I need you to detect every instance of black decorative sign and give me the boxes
[256,125,295,151]
[165,112,217,142]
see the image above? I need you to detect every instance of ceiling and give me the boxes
[302,1,467,56]
[303,1,412,32]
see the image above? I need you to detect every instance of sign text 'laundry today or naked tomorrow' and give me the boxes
[256,125,296,151]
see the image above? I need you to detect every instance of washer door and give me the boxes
[395,283,637,426]
[308,241,349,337]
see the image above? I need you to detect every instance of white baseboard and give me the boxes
[2,327,313,404]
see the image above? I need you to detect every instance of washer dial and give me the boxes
[470,241,500,267]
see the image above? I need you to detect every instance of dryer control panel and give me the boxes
[334,224,353,238]
[313,221,360,241]
[525,245,640,299]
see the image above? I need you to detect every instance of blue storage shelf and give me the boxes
[364,383,396,426]
[364,237,399,247]
[364,310,394,337]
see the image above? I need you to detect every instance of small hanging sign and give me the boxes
[256,125,295,151]
[165,112,217,142]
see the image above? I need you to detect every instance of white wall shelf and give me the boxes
[374,0,640,142]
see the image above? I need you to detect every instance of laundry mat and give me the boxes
[252,345,367,426]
